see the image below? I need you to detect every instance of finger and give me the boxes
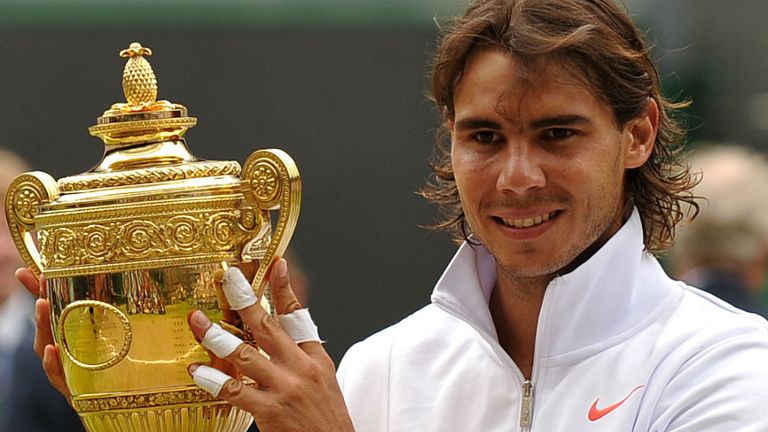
[190,364,274,414]
[43,344,72,403]
[16,268,42,298]
[190,364,236,397]
[34,298,55,359]
[221,267,258,310]
[279,310,321,345]
[185,310,239,375]
[269,260,326,358]
[187,309,213,342]
[270,258,302,315]
[190,311,281,386]
[238,261,257,282]
[221,268,300,360]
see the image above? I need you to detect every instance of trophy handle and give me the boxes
[4,172,60,278]
[240,149,301,305]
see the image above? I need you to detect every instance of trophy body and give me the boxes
[4,43,300,432]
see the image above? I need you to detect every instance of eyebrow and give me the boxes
[454,115,591,132]
[453,118,503,131]
[530,115,591,129]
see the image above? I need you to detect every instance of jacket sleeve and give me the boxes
[337,329,395,432]
[648,333,768,432]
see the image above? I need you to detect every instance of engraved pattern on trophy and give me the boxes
[58,300,133,371]
[58,160,241,192]
[6,42,302,432]
[73,387,242,412]
[241,149,302,303]
[250,160,280,203]
[4,171,61,276]
[36,197,261,278]
[88,117,199,142]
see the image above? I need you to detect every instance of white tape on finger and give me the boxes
[279,308,321,344]
[192,365,232,397]
[222,267,257,310]
[202,323,243,358]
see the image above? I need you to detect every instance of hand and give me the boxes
[15,268,72,404]
[187,258,355,432]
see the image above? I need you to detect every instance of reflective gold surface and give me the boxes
[3,42,301,431]
[49,265,221,387]
[49,264,257,431]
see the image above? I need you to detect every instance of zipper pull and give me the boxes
[520,380,534,428]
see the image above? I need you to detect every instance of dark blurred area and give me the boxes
[628,0,768,148]
[0,2,467,364]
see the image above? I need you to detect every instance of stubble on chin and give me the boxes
[490,199,626,291]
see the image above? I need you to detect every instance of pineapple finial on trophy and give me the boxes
[119,42,157,106]
[89,42,196,148]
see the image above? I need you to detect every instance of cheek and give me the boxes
[452,153,485,200]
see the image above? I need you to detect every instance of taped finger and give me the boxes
[201,323,243,358]
[222,267,257,310]
[279,309,321,344]
[191,365,233,397]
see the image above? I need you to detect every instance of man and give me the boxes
[333,1,768,430]
[21,0,768,430]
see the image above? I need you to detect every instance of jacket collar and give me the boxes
[430,209,680,359]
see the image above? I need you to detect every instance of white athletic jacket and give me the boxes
[337,210,768,431]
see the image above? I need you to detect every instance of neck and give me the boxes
[487,205,633,380]
[489,270,550,380]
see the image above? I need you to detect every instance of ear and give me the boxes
[623,98,658,169]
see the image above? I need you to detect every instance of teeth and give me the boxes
[501,211,556,228]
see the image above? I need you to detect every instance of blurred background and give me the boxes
[0,2,766,425]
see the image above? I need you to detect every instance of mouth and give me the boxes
[495,210,560,229]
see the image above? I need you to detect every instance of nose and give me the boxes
[496,146,546,194]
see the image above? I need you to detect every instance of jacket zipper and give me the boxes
[433,274,559,431]
[519,380,534,429]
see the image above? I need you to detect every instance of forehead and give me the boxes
[453,48,613,124]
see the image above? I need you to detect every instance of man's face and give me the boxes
[450,48,654,281]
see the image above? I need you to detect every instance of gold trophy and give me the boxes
[4,42,301,431]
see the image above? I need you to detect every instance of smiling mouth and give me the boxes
[497,211,559,229]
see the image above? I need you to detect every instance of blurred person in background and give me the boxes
[668,144,768,316]
[0,149,34,425]
[0,148,83,431]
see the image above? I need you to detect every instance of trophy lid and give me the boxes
[57,42,240,194]
[6,42,299,285]
[88,42,197,148]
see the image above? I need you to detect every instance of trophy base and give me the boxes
[75,387,253,432]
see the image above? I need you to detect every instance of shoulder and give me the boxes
[336,304,445,431]
[660,283,768,378]
[666,283,768,342]
[337,304,445,386]
[645,284,768,431]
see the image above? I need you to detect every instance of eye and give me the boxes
[543,128,575,140]
[473,130,503,144]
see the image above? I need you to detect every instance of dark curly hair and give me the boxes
[420,0,699,254]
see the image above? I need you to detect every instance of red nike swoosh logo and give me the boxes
[588,385,645,422]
